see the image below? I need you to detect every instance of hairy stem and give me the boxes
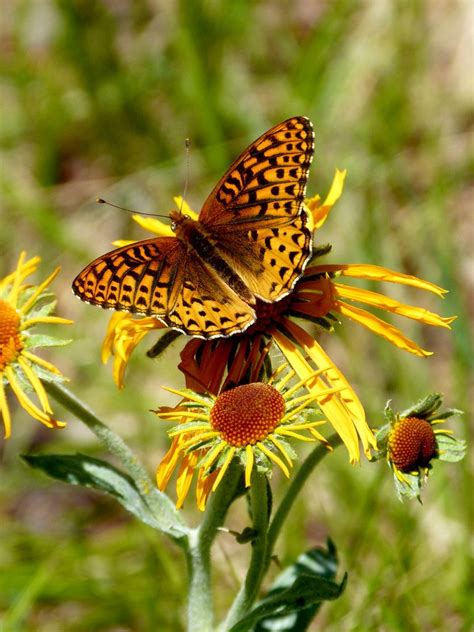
[222,472,269,630]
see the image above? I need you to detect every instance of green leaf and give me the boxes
[22,453,186,538]
[25,334,72,348]
[436,435,466,462]
[230,540,345,632]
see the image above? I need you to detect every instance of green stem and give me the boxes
[45,381,186,534]
[187,462,242,632]
[222,472,269,630]
[266,434,342,569]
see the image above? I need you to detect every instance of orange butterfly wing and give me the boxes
[199,116,314,229]
[72,237,255,337]
[72,237,185,315]
[199,116,314,302]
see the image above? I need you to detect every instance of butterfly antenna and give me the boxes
[179,138,191,215]
[96,198,169,220]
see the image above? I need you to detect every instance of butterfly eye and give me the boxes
[171,221,177,231]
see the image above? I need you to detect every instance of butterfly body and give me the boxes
[73,116,315,339]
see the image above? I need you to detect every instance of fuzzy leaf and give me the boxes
[230,541,344,632]
[436,435,466,462]
[25,334,72,348]
[22,453,186,538]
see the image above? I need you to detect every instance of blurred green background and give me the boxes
[1,1,472,630]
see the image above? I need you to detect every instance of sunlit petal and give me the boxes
[336,300,432,357]
[333,283,455,327]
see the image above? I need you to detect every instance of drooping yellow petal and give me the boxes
[156,436,183,490]
[335,300,432,357]
[0,379,12,439]
[309,264,448,297]
[17,356,53,414]
[257,442,290,477]
[5,366,55,427]
[176,454,199,509]
[305,169,347,229]
[277,429,315,442]
[101,313,127,363]
[200,440,227,472]
[268,435,293,466]
[245,444,254,487]
[273,327,361,462]
[333,283,455,328]
[22,351,63,375]
[211,447,236,491]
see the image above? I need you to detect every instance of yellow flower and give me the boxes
[0,252,72,438]
[156,367,334,510]
[375,393,465,501]
[100,171,454,462]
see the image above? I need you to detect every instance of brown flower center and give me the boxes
[0,299,23,370]
[210,382,285,447]
[389,417,437,472]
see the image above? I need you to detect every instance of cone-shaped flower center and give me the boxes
[210,382,285,447]
[389,417,437,472]
[0,299,22,369]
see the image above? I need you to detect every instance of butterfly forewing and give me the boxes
[199,116,314,229]
[72,238,185,315]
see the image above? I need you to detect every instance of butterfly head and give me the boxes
[169,209,193,234]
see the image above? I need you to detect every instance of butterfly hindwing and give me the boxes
[211,210,312,302]
[199,116,314,230]
[164,255,255,338]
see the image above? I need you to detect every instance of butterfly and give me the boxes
[72,116,314,339]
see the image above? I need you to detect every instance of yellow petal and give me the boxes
[19,267,61,315]
[201,441,227,472]
[0,254,40,292]
[309,264,448,297]
[176,455,198,508]
[22,316,73,328]
[156,436,183,490]
[333,283,455,328]
[274,322,376,460]
[245,444,254,487]
[22,350,63,375]
[173,197,198,220]
[335,300,432,357]
[17,356,53,414]
[211,447,236,491]
[132,214,174,237]
[0,379,12,439]
[268,435,293,466]
[257,442,290,477]
[306,169,347,229]
[112,240,136,247]
[7,251,27,308]
[5,366,55,427]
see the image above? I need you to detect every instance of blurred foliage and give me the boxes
[0,1,472,630]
